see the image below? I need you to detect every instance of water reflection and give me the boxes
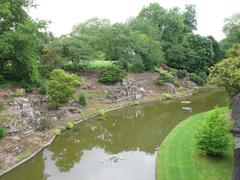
[1,88,230,180]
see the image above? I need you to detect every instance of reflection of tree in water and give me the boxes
[48,120,113,172]
[48,89,229,173]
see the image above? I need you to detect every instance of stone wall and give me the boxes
[232,93,240,180]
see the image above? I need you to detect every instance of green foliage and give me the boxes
[177,70,188,78]
[0,127,5,139]
[189,73,205,86]
[87,60,114,71]
[170,68,178,77]
[38,117,51,131]
[46,69,79,108]
[129,56,145,73]
[155,72,173,85]
[209,50,240,96]
[66,122,74,129]
[54,128,62,136]
[99,65,126,84]
[98,109,106,116]
[195,107,231,156]
[220,13,240,52]
[39,82,47,95]
[79,92,87,107]
[0,0,47,84]
[162,93,172,100]
[39,45,62,77]
[20,81,34,92]
[132,101,140,106]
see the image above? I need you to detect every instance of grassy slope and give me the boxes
[156,107,233,180]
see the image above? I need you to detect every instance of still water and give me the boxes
[1,88,229,180]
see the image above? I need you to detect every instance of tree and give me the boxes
[129,30,165,71]
[209,44,240,96]
[183,4,197,32]
[39,45,62,77]
[220,13,240,52]
[166,34,214,74]
[0,0,47,84]
[59,36,94,68]
[46,69,79,108]
[195,107,231,155]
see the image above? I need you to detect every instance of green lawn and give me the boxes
[156,107,233,180]
[87,60,114,70]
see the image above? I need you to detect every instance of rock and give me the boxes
[69,100,78,106]
[165,83,176,94]
[51,117,58,122]
[181,107,192,111]
[7,128,19,136]
[55,109,68,119]
[67,107,81,114]
[232,93,240,130]
[12,136,20,141]
[13,97,31,110]
[15,88,25,96]
[9,147,21,156]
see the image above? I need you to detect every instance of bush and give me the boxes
[46,69,80,108]
[155,72,173,85]
[79,92,87,107]
[162,93,172,100]
[98,109,106,116]
[170,68,178,77]
[99,65,126,84]
[0,127,5,139]
[20,81,34,92]
[195,107,231,156]
[189,73,205,86]
[66,122,74,129]
[129,56,145,73]
[177,70,188,79]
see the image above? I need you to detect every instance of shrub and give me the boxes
[170,68,178,77]
[38,117,52,131]
[162,93,172,100]
[99,65,126,84]
[155,72,173,85]
[129,56,145,73]
[0,75,5,83]
[189,73,205,86]
[79,92,87,107]
[54,128,62,136]
[98,109,106,116]
[177,70,188,79]
[66,122,74,129]
[195,107,231,156]
[20,81,34,93]
[46,69,80,108]
[132,101,140,106]
[0,127,5,139]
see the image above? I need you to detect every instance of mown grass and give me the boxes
[156,107,233,180]
[87,60,114,70]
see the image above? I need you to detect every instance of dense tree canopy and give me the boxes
[0,0,47,84]
[209,44,240,96]
[220,13,240,53]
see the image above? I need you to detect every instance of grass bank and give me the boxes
[156,107,233,180]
